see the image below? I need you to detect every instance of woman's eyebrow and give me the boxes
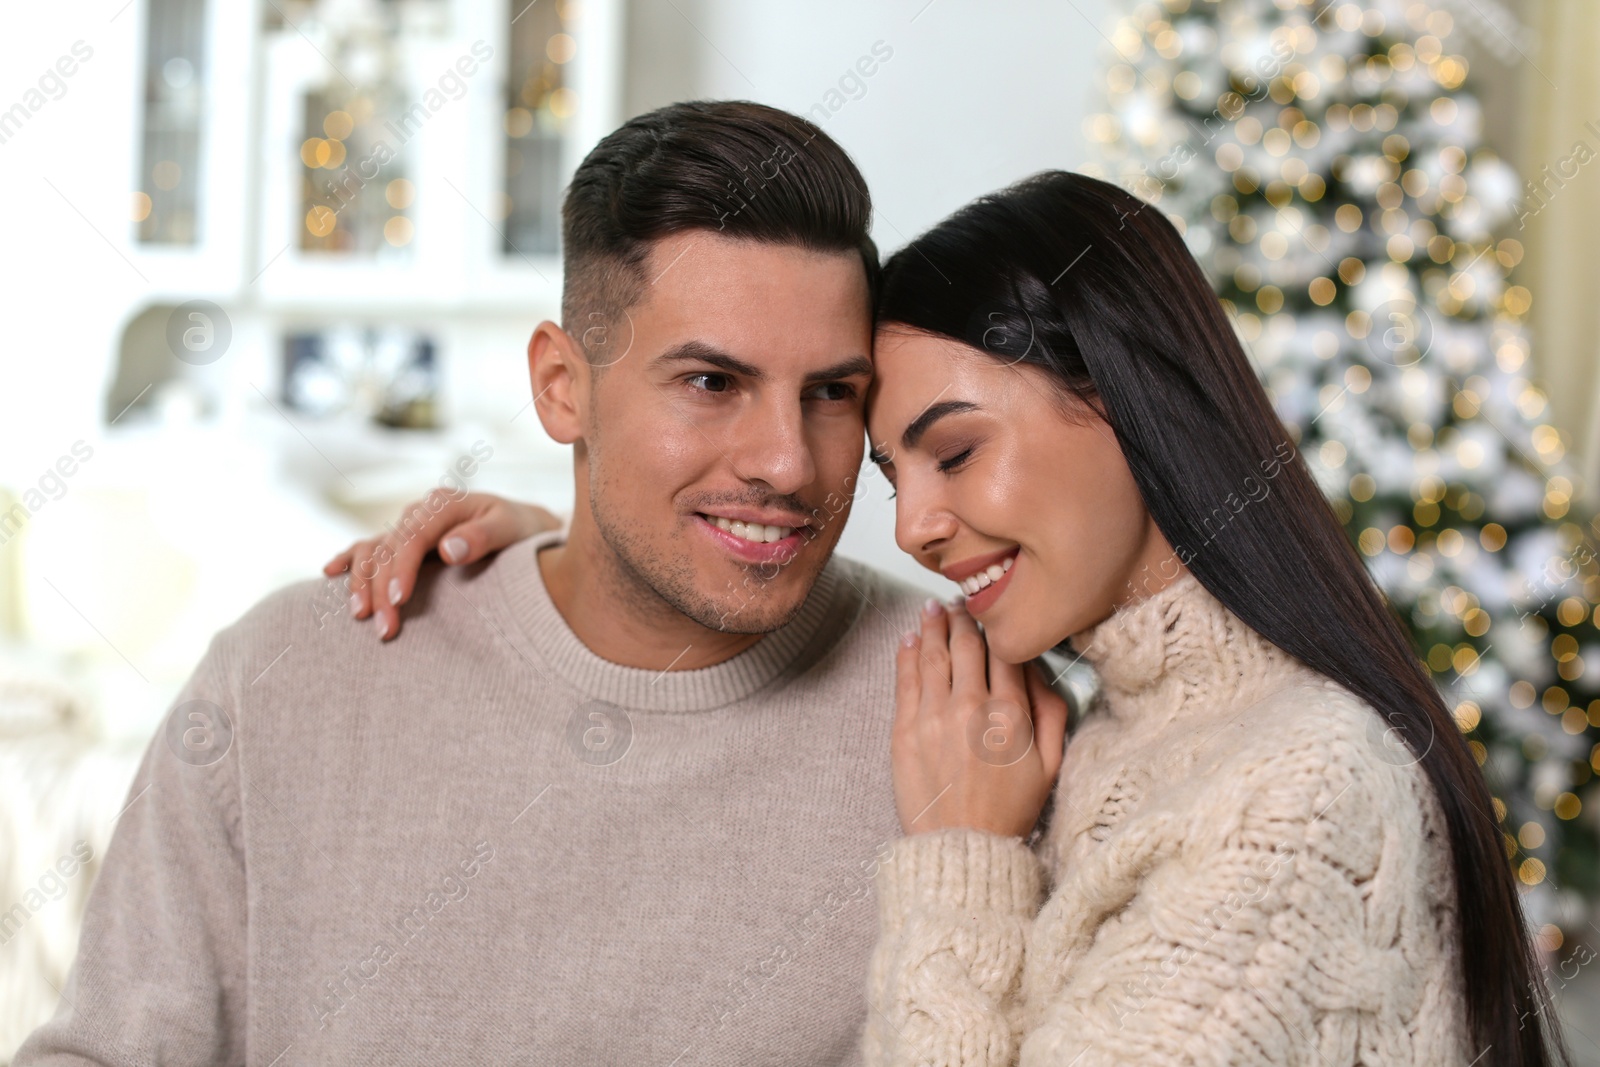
[901,399,979,449]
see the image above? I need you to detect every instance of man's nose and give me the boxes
[729,399,816,497]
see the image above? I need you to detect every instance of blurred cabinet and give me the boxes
[116,0,623,429]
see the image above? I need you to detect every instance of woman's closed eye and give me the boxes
[873,445,972,499]
[937,446,975,474]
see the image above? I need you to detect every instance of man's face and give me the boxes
[580,232,873,634]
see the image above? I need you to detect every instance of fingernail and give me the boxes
[442,536,468,563]
[374,614,388,639]
[388,578,402,605]
[923,597,942,618]
[349,593,362,616]
[947,595,967,611]
[901,630,919,648]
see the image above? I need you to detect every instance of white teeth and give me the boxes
[707,515,794,544]
[957,552,1017,597]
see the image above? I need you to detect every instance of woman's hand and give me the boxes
[891,598,1070,838]
[323,491,563,640]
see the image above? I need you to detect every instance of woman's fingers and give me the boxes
[352,539,398,634]
[438,523,476,565]
[377,517,443,606]
[1026,660,1071,780]
[322,547,353,577]
[891,604,1071,838]
[345,539,382,618]
[944,600,990,701]
[894,627,923,733]
[439,502,541,565]
[371,542,427,642]
[986,636,1028,706]
[916,598,951,703]
[326,494,563,642]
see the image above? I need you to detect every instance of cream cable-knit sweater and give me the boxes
[863,569,1470,1066]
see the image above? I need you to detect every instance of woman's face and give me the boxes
[866,326,1182,663]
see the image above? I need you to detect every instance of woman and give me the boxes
[327,172,1564,1065]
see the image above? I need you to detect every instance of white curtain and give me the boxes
[1517,0,1600,496]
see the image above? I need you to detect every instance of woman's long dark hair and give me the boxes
[876,170,1564,1066]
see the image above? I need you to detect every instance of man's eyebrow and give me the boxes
[902,399,979,450]
[652,341,763,379]
[804,355,873,384]
[650,346,871,386]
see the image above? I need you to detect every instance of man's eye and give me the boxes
[686,373,732,393]
[806,381,857,402]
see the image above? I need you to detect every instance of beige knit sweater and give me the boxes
[863,569,1470,1066]
[16,532,926,1065]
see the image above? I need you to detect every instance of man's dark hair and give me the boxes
[560,100,878,360]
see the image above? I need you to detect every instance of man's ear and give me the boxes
[527,321,589,444]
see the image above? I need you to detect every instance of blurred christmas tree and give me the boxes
[1084,0,1600,932]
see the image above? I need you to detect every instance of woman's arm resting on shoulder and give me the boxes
[322,490,562,640]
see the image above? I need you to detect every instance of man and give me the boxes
[17,101,928,1065]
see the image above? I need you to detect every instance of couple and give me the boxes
[20,101,1559,1066]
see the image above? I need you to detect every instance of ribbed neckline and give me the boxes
[1064,569,1319,724]
[487,529,854,712]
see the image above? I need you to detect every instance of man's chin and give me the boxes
[698,577,815,635]
[704,603,803,635]
[591,513,833,635]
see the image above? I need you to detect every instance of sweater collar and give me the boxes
[1063,569,1316,724]
[489,529,854,713]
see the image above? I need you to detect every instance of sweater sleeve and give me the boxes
[862,828,1047,1066]
[13,633,249,1065]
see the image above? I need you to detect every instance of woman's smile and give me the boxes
[940,546,1018,614]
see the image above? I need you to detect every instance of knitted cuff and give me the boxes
[875,828,1046,936]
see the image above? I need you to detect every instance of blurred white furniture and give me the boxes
[0,653,143,1062]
